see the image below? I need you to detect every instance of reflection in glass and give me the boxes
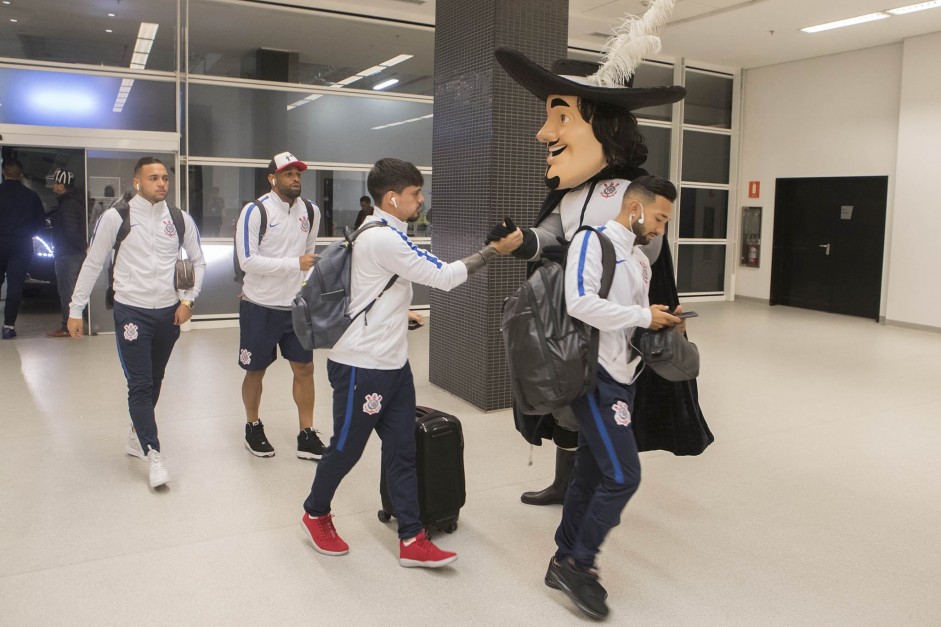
[188,165,432,239]
[632,62,676,122]
[679,188,728,239]
[186,84,432,165]
[677,244,726,294]
[640,125,671,179]
[188,0,434,96]
[684,70,733,128]
[0,69,175,132]
[0,0,178,71]
[682,131,731,184]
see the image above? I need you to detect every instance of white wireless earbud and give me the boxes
[637,211,645,225]
[135,184,140,192]
[391,197,398,208]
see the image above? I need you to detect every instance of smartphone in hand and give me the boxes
[675,311,698,319]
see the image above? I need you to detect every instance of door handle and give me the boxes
[819,243,831,256]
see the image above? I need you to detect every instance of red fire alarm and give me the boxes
[748,181,760,198]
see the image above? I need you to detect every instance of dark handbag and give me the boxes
[638,327,700,382]
[175,257,195,290]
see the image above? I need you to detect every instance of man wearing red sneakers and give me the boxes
[300,158,521,567]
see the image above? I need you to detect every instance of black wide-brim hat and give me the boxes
[495,47,686,111]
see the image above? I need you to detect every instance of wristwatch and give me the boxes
[181,300,195,310]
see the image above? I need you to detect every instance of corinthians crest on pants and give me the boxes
[363,393,382,415]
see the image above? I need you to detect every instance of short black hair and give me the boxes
[577,99,648,169]
[367,158,423,206]
[2,158,23,173]
[360,195,371,204]
[625,175,677,203]
[134,157,165,176]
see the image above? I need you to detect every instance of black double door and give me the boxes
[770,176,888,321]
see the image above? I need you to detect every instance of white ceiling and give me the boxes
[289,0,941,70]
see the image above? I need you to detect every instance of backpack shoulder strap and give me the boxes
[253,196,269,245]
[302,198,315,232]
[113,204,131,251]
[346,220,399,322]
[168,206,186,248]
[575,225,616,299]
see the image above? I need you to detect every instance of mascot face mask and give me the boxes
[536,94,607,191]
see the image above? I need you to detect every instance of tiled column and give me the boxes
[429,0,568,410]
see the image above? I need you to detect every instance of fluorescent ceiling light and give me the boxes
[801,12,889,33]
[334,75,362,87]
[357,65,386,77]
[372,113,433,130]
[887,1,941,14]
[373,78,399,91]
[137,22,158,41]
[381,54,413,67]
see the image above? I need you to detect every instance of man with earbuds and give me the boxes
[67,157,205,489]
[235,152,325,461]
[550,175,680,618]
[301,158,522,568]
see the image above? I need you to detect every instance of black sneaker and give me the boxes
[245,420,274,457]
[297,428,325,461]
[553,558,609,620]
[546,557,608,599]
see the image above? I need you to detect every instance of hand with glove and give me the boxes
[485,217,538,259]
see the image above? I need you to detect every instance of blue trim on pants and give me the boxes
[112,301,180,453]
[554,365,641,570]
[304,359,421,540]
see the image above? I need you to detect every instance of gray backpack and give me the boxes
[501,226,615,414]
[292,221,397,350]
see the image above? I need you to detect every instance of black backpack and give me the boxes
[501,226,615,415]
[106,198,186,309]
[292,221,398,350]
[233,196,316,283]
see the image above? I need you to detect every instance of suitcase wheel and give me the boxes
[444,522,458,534]
[377,509,392,523]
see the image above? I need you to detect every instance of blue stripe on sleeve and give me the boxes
[385,220,443,269]
[577,231,592,297]
[242,203,256,258]
[336,367,357,452]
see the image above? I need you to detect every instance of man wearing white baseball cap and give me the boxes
[235,151,326,461]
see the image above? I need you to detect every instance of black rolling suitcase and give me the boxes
[378,406,465,535]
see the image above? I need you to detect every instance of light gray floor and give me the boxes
[1,301,940,625]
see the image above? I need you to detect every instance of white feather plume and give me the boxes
[589,0,675,87]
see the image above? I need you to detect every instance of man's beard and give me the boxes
[280,185,300,200]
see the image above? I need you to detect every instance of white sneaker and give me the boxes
[147,447,170,488]
[126,427,146,460]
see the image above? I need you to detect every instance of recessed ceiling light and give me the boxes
[801,12,889,33]
[2,1,11,5]
[105,29,112,33]
[10,18,17,22]
[887,1,941,15]
[108,12,116,17]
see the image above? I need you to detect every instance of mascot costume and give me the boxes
[489,0,713,508]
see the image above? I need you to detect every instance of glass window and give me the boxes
[640,125,671,180]
[0,0,178,71]
[188,0,434,96]
[679,188,728,239]
[187,165,433,239]
[632,62,676,122]
[681,131,730,184]
[0,68,176,132]
[683,70,733,129]
[677,244,726,293]
[186,84,433,165]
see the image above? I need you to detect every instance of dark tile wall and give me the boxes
[430,0,568,411]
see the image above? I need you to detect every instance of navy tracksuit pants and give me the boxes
[555,365,641,570]
[113,301,180,453]
[304,359,422,540]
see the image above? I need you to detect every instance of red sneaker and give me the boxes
[399,530,458,568]
[301,513,349,556]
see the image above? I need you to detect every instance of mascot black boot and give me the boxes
[521,447,576,506]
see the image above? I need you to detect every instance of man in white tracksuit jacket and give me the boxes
[68,157,205,489]
[235,152,325,461]
[546,175,680,619]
